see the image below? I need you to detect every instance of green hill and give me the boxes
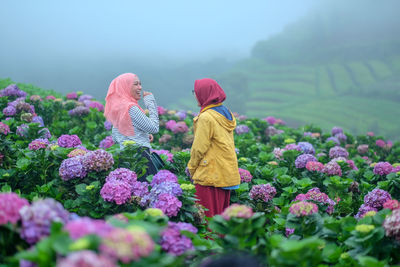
[208,0,400,140]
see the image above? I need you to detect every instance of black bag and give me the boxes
[148,151,165,171]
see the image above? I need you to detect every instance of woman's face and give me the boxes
[131,77,142,100]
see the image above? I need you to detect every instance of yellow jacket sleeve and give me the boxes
[187,115,213,177]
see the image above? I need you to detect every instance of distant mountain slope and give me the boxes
[213,0,400,140]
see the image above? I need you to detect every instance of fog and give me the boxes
[0,0,317,104]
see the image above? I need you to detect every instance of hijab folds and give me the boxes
[104,73,144,136]
[194,78,226,112]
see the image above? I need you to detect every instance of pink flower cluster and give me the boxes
[165,120,177,130]
[82,149,114,172]
[153,193,182,217]
[100,228,154,263]
[57,134,82,148]
[0,122,10,135]
[171,121,189,134]
[88,101,104,112]
[67,148,88,158]
[383,199,400,211]
[383,209,400,241]
[158,106,166,115]
[249,184,276,202]
[373,162,393,176]
[100,168,138,205]
[66,92,78,99]
[239,168,253,183]
[289,201,318,217]
[64,217,113,239]
[306,161,324,171]
[99,136,114,149]
[0,193,29,225]
[322,161,342,176]
[221,204,254,220]
[294,188,336,214]
[28,138,49,150]
[57,250,116,267]
[152,149,173,162]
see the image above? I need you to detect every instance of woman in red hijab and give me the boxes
[187,78,240,217]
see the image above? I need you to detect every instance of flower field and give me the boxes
[1,80,400,266]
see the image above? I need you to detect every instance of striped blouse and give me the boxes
[111,94,159,148]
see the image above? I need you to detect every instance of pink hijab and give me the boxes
[104,73,144,136]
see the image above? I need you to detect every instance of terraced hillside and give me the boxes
[214,55,400,140]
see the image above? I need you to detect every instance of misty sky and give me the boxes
[1,0,317,61]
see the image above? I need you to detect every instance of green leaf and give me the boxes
[16,158,30,170]
[75,183,87,195]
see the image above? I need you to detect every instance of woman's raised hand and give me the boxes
[143,91,152,97]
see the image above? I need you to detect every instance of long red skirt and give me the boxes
[195,184,230,217]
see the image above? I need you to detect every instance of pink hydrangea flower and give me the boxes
[100,228,154,263]
[306,161,324,171]
[221,204,254,220]
[0,193,29,225]
[57,250,117,267]
[239,168,253,183]
[249,184,276,202]
[165,120,177,130]
[28,138,49,150]
[383,199,400,211]
[289,201,318,217]
[64,217,113,239]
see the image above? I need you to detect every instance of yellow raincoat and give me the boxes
[187,104,240,187]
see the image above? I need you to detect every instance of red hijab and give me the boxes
[104,73,144,136]
[194,78,226,111]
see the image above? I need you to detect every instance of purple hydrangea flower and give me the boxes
[322,161,342,176]
[16,123,28,137]
[303,132,312,137]
[249,184,276,202]
[289,201,318,217]
[285,228,295,237]
[64,217,113,239]
[0,84,27,98]
[355,204,378,219]
[301,187,336,214]
[78,94,93,102]
[100,179,132,205]
[105,168,137,187]
[100,228,154,263]
[82,149,114,172]
[331,126,343,136]
[0,122,11,135]
[329,146,349,159]
[295,154,317,169]
[160,222,197,256]
[57,134,82,148]
[298,142,315,154]
[31,116,44,127]
[3,105,16,116]
[19,198,69,244]
[265,126,284,136]
[235,125,250,135]
[326,136,340,145]
[376,139,386,148]
[151,170,178,186]
[0,193,29,225]
[141,182,183,207]
[59,156,88,181]
[364,188,391,209]
[28,138,49,150]
[239,168,252,183]
[68,106,90,116]
[373,162,394,176]
[153,193,182,217]
[334,133,347,143]
[131,181,149,197]
[57,250,117,267]
[284,143,301,151]
[175,110,187,120]
[104,120,112,130]
[99,136,114,149]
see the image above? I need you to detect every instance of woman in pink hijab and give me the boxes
[104,73,159,180]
